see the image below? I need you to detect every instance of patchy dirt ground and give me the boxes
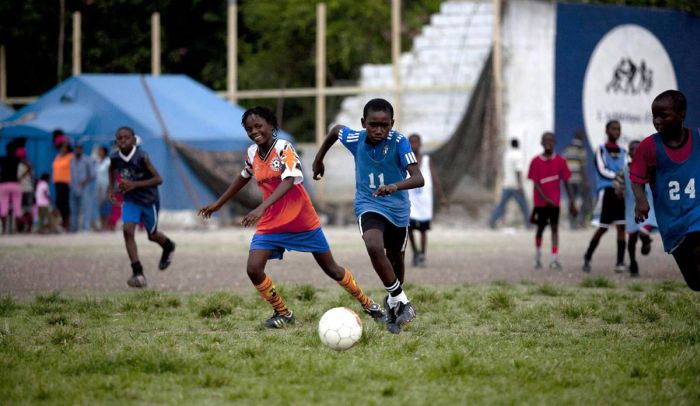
[0,225,683,298]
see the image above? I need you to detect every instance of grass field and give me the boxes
[2,279,699,404]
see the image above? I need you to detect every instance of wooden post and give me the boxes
[151,12,161,76]
[491,0,504,197]
[0,45,6,102]
[72,12,81,76]
[315,3,326,146]
[227,1,238,104]
[391,0,401,130]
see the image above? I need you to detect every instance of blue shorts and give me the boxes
[250,227,330,260]
[122,201,159,234]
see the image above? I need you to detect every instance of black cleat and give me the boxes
[263,311,295,329]
[395,301,416,326]
[159,240,176,270]
[383,295,400,334]
[582,255,591,273]
[641,236,653,256]
[127,274,147,288]
[363,302,386,324]
[629,261,639,277]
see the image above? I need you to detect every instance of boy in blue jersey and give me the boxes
[582,120,627,273]
[108,127,176,288]
[632,90,700,291]
[313,98,425,333]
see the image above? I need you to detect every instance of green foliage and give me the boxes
[1,283,699,403]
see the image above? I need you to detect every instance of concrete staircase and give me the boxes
[331,0,493,149]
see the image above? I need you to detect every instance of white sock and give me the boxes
[387,291,409,308]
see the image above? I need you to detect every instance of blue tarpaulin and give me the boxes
[0,74,292,210]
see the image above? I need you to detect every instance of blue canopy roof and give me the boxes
[0,74,292,210]
[0,102,13,120]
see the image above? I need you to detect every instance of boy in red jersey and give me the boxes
[199,107,385,328]
[528,132,578,270]
[631,90,700,291]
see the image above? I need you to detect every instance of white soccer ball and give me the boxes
[318,307,363,351]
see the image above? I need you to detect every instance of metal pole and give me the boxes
[227,1,238,104]
[72,12,81,76]
[0,45,6,102]
[391,0,401,130]
[151,12,161,76]
[315,3,326,146]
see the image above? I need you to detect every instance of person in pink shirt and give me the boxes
[35,173,53,233]
[527,132,578,270]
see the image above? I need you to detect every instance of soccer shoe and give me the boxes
[418,253,427,268]
[383,295,401,334]
[534,259,543,269]
[629,261,639,277]
[363,302,386,324]
[614,263,626,273]
[582,256,591,273]
[412,253,419,267]
[641,236,653,256]
[158,240,176,270]
[549,260,562,270]
[395,301,416,327]
[127,274,147,288]
[263,311,295,329]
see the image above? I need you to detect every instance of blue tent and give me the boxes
[0,74,292,210]
[0,102,13,120]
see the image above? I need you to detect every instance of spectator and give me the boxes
[489,139,530,229]
[16,147,34,232]
[35,173,54,233]
[0,142,23,233]
[69,144,94,232]
[562,131,592,229]
[94,145,111,230]
[52,135,73,231]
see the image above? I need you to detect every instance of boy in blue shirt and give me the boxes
[108,127,176,288]
[313,98,424,333]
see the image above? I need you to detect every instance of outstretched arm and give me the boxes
[198,174,251,218]
[632,182,649,223]
[312,125,342,180]
[241,177,295,227]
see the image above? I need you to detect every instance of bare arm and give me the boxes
[632,182,649,223]
[312,125,342,180]
[532,182,554,206]
[198,174,251,218]
[241,177,295,227]
[374,163,424,197]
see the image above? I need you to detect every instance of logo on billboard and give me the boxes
[583,24,677,147]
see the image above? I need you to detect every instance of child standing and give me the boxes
[35,173,53,233]
[407,133,448,267]
[583,120,627,273]
[527,132,577,270]
[313,98,425,334]
[199,107,384,329]
[108,127,176,288]
[613,140,655,277]
[631,90,700,291]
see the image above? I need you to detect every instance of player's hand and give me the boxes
[242,207,264,228]
[374,184,398,197]
[634,199,650,223]
[107,189,116,204]
[569,202,578,218]
[312,161,325,180]
[119,180,136,193]
[545,198,556,207]
[198,202,222,219]
[440,197,449,209]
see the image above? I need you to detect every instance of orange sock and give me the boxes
[338,268,372,309]
[254,276,290,316]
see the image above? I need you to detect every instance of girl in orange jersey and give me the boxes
[199,106,385,329]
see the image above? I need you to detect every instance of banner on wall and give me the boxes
[555,3,700,153]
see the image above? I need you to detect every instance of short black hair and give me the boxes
[605,120,620,131]
[654,90,687,113]
[116,126,135,137]
[241,106,279,135]
[363,98,394,119]
[40,173,50,181]
[510,138,519,148]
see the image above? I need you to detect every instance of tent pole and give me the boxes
[227,0,238,104]
[151,12,161,76]
[72,12,81,76]
[0,45,6,103]
[391,0,401,131]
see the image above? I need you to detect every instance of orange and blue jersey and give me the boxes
[241,138,321,234]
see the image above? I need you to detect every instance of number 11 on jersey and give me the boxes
[368,173,385,189]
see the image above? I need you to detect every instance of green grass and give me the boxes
[1,282,699,404]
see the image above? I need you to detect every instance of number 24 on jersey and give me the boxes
[669,178,696,200]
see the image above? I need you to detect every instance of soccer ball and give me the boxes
[318,307,363,351]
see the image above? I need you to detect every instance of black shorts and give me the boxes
[531,207,560,227]
[358,212,408,252]
[596,187,625,227]
[409,219,431,231]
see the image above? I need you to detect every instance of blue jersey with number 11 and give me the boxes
[651,128,700,252]
[339,126,417,226]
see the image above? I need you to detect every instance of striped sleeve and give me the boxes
[396,132,417,168]
[595,145,617,180]
[338,126,360,155]
[240,146,255,178]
